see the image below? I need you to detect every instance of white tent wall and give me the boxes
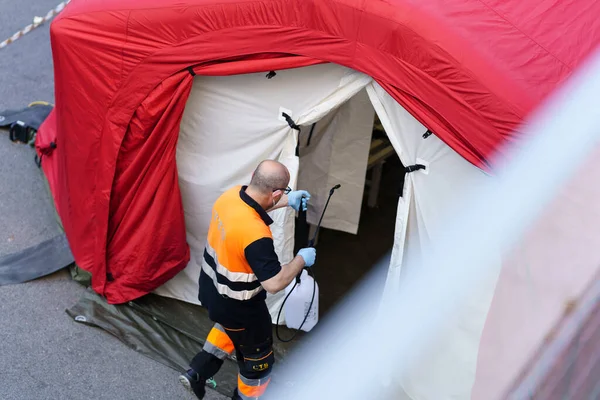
[297,88,375,235]
[367,83,502,400]
[149,61,510,399]
[153,63,373,322]
[472,144,600,399]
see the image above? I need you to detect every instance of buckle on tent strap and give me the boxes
[281,112,301,132]
[405,164,426,173]
[266,71,276,79]
[422,129,433,139]
[397,165,425,197]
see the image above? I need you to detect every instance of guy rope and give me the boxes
[0,1,70,50]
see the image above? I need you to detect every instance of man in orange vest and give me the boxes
[179,160,316,399]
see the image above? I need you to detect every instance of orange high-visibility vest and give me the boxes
[201,185,273,301]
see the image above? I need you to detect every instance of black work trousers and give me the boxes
[190,301,274,399]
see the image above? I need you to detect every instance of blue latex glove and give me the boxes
[287,190,311,211]
[297,247,316,267]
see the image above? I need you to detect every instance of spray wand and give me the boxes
[308,184,341,247]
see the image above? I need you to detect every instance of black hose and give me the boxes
[275,184,340,343]
[275,267,316,343]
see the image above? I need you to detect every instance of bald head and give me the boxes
[249,160,290,194]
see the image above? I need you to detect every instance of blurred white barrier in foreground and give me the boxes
[265,47,600,400]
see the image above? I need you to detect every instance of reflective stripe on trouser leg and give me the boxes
[237,373,271,399]
[203,323,235,360]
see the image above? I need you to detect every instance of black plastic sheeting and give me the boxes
[66,288,237,395]
[0,103,53,130]
[0,233,74,285]
[0,143,74,287]
[66,287,306,397]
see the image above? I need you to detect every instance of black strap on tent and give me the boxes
[282,112,302,156]
[266,71,276,79]
[422,129,433,139]
[282,112,300,132]
[397,164,426,196]
[187,67,196,76]
[405,164,426,173]
[306,123,317,147]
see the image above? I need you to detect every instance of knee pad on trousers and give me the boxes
[238,337,275,380]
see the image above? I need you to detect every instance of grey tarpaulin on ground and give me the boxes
[0,103,53,131]
[0,233,74,285]
[66,289,237,396]
[0,154,74,287]
[65,288,305,397]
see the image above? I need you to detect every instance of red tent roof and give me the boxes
[36,0,600,303]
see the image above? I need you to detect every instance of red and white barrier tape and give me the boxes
[0,0,70,50]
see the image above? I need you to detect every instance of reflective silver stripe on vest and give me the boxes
[201,259,264,301]
[205,243,258,283]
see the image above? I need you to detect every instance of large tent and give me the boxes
[34,0,600,398]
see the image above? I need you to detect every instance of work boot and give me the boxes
[179,369,206,399]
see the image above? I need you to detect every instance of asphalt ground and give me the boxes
[0,1,225,399]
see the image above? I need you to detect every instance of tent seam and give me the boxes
[95,10,132,298]
[351,11,528,122]
[119,11,132,90]
[476,0,572,71]
[106,26,338,110]
[349,0,366,66]
[57,0,278,17]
